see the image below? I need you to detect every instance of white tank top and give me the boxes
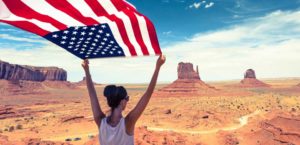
[99,117,134,145]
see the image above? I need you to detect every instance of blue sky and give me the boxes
[0,0,300,83]
[127,0,300,46]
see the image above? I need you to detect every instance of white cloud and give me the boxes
[162,31,172,36]
[189,2,201,9]
[0,34,47,44]
[205,2,214,8]
[189,1,214,9]
[162,10,300,81]
[0,10,300,84]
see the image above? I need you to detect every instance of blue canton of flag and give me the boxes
[44,24,125,59]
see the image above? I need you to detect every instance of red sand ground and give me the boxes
[0,79,300,145]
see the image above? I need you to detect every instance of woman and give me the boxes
[81,55,166,145]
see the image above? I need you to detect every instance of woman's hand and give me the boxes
[156,54,166,68]
[81,59,90,72]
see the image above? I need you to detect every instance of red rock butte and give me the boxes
[75,77,99,86]
[239,69,270,88]
[0,60,76,95]
[0,60,67,81]
[155,62,217,97]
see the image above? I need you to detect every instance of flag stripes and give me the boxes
[0,0,162,58]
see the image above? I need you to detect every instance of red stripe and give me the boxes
[122,1,162,55]
[2,0,67,31]
[111,0,149,55]
[85,0,137,56]
[45,0,98,26]
[0,20,49,36]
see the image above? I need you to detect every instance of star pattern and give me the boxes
[44,24,125,59]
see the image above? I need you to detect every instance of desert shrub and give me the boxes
[74,137,81,141]
[88,134,94,139]
[16,124,23,130]
[8,126,14,132]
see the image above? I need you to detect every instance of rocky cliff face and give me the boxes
[0,60,67,81]
[155,62,218,97]
[240,69,270,88]
[244,69,256,79]
[177,62,200,80]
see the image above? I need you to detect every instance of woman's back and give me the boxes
[99,117,134,145]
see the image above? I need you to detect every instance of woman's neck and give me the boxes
[108,107,123,126]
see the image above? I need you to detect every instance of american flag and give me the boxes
[0,0,162,59]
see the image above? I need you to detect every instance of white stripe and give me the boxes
[135,13,156,55]
[98,0,144,56]
[0,1,58,32]
[67,0,131,56]
[0,0,10,19]
[21,0,84,27]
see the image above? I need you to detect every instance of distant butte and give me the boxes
[0,60,67,81]
[155,62,218,97]
[0,60,76,95]
[75,77,99,86]
[239,69,270,88]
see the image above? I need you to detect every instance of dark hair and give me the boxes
[103,85,128,109]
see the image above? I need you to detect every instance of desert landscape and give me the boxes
[0,60,300,145]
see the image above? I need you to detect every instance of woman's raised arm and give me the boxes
[82,60,105,128]
[125,55,166,135]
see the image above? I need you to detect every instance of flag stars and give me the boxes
[46,24,124,58]
[52,34,58,38]
[63,30,69,34]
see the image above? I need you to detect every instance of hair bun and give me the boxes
[103,85,128,109]
[104,85,117,98]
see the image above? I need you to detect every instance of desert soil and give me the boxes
[0,79,300,145]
